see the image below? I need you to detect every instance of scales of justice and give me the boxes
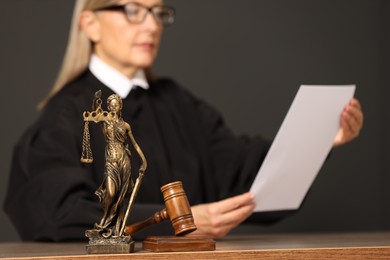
[80,90,215,254]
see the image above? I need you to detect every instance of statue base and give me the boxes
[143,236,216,252]
[85,229,135,254]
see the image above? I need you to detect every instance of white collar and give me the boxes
[89,54,149,99]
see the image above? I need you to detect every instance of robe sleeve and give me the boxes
[188,89,297,224]
[189,92,271,199]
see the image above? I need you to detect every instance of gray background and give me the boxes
[0,0,389,241]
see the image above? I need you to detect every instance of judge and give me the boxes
[4,0,363,241]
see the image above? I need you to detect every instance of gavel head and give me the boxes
[160,181,197,236]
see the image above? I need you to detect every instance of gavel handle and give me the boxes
[124,208,169,236]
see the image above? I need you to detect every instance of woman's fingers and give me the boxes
[190,193,255,238]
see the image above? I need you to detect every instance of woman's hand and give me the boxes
[333,98,363,147]
[189,192,255,239]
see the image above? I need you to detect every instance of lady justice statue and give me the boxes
[81,90,147,253]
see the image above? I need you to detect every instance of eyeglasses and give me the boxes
[94,2,175,26]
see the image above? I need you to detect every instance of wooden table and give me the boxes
[1,231,390,259]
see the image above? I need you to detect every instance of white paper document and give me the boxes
[250,85,355,212]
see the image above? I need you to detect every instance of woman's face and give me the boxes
[108,98,122,113]
[85,0,163,77]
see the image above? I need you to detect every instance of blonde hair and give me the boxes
[38,0,124,109]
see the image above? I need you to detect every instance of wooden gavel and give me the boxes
[124,181,197,236]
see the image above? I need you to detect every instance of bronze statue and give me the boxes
[81,91,147,253]
[80,91,211,253]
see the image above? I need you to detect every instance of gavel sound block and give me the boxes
[125,181,215,252]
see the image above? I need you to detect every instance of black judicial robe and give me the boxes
[5,71,275,241]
